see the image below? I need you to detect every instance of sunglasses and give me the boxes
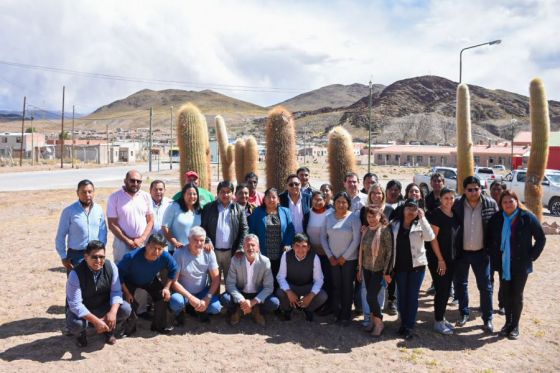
[89,255,106,261]
[128,179,142,184]
[288,182,301,187]
[467,188,480,192]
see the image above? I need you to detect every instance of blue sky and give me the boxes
[0,0,558,114]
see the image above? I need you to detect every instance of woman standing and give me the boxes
[161,182,202,254]
[487,191,545,339]
[320,191,361,326]
[320,183,334,209]
[248,188,295,279]
[357,207,393,336]
[427,187,459,335]
[385,180,403,209]
[390,199,435,340]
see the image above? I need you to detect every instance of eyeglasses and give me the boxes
[89,255,106,261]
[128,179,142,184]
[288,182,301,187]
[467,188,480,192]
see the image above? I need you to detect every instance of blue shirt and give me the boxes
[152,197,173,235]
[117,247,178,287]
[173,248,218,294]
[162,202,201,251]
[66,261,122,318]
[215,202,233,249]
[55,201,108,259]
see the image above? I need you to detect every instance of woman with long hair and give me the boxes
[162,182,202,254]
[486,190,545,339]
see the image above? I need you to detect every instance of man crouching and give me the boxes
[220,234,279,326]
[66,240,132,347]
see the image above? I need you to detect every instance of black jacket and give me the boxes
[452,194,498,256]
[201,201,248,253]
[486,209,546,274]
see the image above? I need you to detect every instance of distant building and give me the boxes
[0,132,45,158]
[514,131,560,170]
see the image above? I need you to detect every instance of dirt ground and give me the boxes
[0,164,559,372]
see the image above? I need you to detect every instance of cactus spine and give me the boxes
[456,84,474,195]
[215,115,234,181]
[525,78,550,221]
[328,126,357,194]
[234,138,246,183]
[265,106,297,189]
[177,103,211,189]
[244,135,258,177]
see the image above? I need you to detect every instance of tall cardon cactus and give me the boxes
[215,115,234,181]
[243,135,258,177]
[177,103,211,189]
[234,138,246,183]
[265,106,297,189]
[525,78,550,221]
[328,126,357,194]
[456,84,474,194]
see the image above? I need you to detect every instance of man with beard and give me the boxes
[107,170,154,263]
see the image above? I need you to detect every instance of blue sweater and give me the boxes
[117,247,178,286]
[248,206,295,257]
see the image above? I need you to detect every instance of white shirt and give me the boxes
[242,257,257,294]
[276,251,324,295]
[349,192,368,213]
[152,197,173,235]
[288,194,304,234]
[215,202,233,249]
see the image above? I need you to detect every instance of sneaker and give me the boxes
[456,314,469,327]
[443,319,455,330]
[386,301,398,316]
[434,321,453,335]
[75,331,88,347]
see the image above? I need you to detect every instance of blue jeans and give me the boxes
[454,250,493,322]
[169,288,222,315]
[219,292,279,314]
[395,270,425,330]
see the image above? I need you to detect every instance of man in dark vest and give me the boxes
[66,240,132,347]
[276,233,327,321]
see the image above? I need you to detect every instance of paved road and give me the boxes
[0,164,182,191]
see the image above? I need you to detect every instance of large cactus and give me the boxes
[215,115,234,181]
[234,138,246,183]
[177,103,211,189]
[244,135,258,177]
[328,126,357,194]
[226,144,235,181]
[265,106,297,189]
[456,84,474,194]
[525,78,550,221]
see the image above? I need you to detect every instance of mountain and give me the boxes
[273,83,384,112]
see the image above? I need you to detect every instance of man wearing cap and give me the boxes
[173,171,215,208]
[107,170,154,263]
[453,176,498,333]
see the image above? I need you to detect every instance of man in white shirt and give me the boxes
[344,172,367,213]
[150,180,173,236]
[276,233,327,322]
[279,174,311,234]
[219,234,279,326]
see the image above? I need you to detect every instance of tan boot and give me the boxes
[252,305,266,326]
[228,308,241,326]
[371,316,384,337]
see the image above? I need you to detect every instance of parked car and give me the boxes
[413,167,489,197]
[493,165,506,171]
[475,166,500,182]
[503,169,560,215]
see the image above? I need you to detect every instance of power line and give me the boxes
[0,59,303,93]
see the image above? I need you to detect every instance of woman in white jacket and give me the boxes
[390,199,435,340]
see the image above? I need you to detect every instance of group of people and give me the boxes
[55,166,546,347]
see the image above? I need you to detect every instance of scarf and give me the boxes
[500,208,519,281]
[368,223,383,258]
[312,206,327,213]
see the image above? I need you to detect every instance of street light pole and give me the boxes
[459,39,501,83]
[368,79,372,173]
[510,117,517,171]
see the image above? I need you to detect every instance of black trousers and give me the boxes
[501,271,529,328]
[428,260,455,321]
[387,276,397,302]
[491,269,505,309]
[330,259,357,321]
[363,269,383,319]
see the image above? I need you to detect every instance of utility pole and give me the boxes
[368,79,373,173]
[71,105,75,168]
[30,111,34,166]
[303,123,307,165]
[170,106,173,170]
[149,107,153,172]
[19,96,26,166]
[510,117,517,171]
[106,123,109,164]
[60,86,65,169]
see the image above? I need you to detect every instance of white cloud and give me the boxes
[0,0,558,114]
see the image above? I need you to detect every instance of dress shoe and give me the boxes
[403,329,414,340]
[75,331,88,347]
[228,308,241,326]
[499,323,512,336]
[397,326,406,335]
[252,306,266,326]
[456,314,469,327]
[151,325,174,334]
[315,305,332,317]
[508,326,520,340]
[426,284,436,296]
[105,333,117,345]
[497,308,505,316]
[198,312,210,323]
[303,310,314,322]
[482,320,494,333]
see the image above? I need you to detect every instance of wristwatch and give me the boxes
[205,293,213,300]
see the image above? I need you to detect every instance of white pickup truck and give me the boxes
[414,166,488,196]
[503,169,560,216]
